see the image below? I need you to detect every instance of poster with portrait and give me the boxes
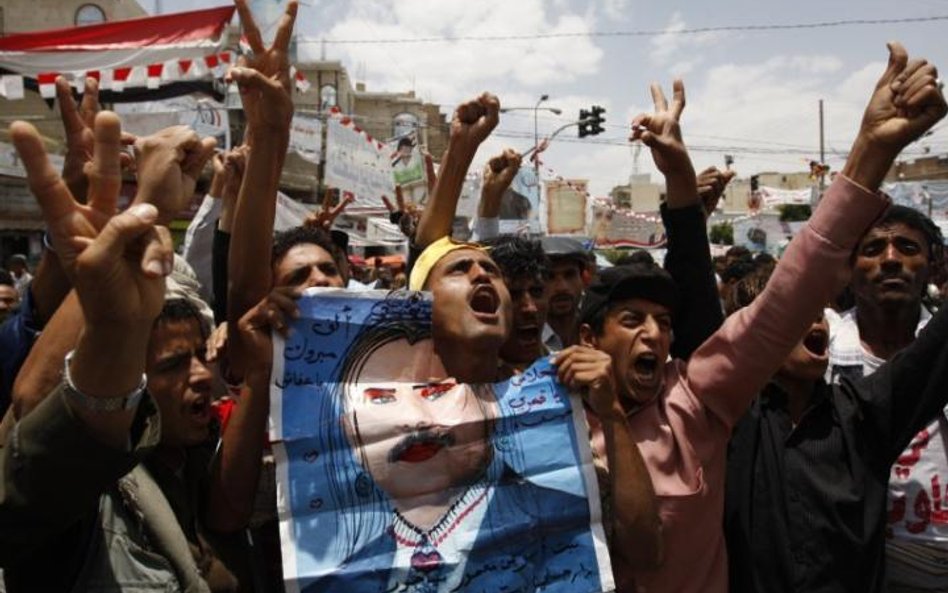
[271,290,614,593]
[496,167,541,234]
[389,134,429,206]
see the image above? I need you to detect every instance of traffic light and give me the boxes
[578,108,591,138]
[578,106,606,138]
[589,105,606,135]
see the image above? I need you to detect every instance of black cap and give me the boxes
[541,236,587,267]
[579,263,679,326]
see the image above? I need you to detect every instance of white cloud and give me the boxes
[599,0,629,21]
[545,53,887,199]
[303,0,604,107]
[649,11,723,66]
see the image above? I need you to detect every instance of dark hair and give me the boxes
[869,205,945,265]
[154,298,210,339]
[724,265,774,316]
[614,250,655,267]
[272,225,348,281]
[721,259,757,284]
[0,270,13,287]
[753,252,776,268]
[726,245,752,261]
[482,236,551,283]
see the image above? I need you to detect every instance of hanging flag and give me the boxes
[0,75,25,100]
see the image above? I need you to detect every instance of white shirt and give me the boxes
[826,305,948,589]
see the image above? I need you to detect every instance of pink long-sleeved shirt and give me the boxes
[627,175,889,593]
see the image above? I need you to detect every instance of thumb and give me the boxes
[877,42,908,89]
[81,203,159,270]
[230,67,283,95]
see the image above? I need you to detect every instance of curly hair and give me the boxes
[482,236,551,283]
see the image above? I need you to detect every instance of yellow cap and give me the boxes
[408,236,487,291]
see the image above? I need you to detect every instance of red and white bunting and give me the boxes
[295,69,311,93]
[0,75,24,100]
[0,6,234,100]
[147,64,163,89]
[36,72,57,98]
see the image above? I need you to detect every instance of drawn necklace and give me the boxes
[390,481,490,574]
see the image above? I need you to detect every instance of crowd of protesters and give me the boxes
[1,1,947,592]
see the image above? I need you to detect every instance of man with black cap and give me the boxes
[541,235,588,351]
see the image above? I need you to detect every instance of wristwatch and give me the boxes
[63,350,147,412]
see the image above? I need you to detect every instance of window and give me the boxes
[75,4,106,26]
[320,84,337,110]
[392,112,419,140]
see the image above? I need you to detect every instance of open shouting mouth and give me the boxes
[469,285,501,322]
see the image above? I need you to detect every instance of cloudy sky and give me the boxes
[150,0,948,197]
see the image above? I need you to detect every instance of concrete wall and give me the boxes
[2,0,147,35]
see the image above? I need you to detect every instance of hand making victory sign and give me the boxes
[305,188,354,232]
[54,76,136,203]
[10,113,171,284]
[631,79,694,180]
[231,0,298,137]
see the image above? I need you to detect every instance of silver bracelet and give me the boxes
[42,232,56,253]
[63,350,146,413]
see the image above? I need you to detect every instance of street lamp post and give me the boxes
[534,94,548,181]
[499,97,562,181]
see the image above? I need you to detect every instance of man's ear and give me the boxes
[579,323,598,348]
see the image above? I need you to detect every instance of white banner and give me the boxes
[0,142,64,178]
[114,96,230,149]
[289,115,322,163]
[758,185,814,207]
[324,118,394,211]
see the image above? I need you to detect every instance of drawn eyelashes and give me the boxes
[363,382,458,404]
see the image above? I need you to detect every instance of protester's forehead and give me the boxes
[149,316,204,356]
[506,274,546,292]
[606,297,671,317]
[430,246,492,274]
[863,221,929,244]
[283,242,336,263]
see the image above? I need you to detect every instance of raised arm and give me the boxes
[631,80,724,359]
[688,42,947,425]
[11,117,209,418]
[472,148,522,242]
[415,93,499,247]
[554,346,663,570]
[225,0,296,377]
[205,284,300,532]
[0,197,168,563]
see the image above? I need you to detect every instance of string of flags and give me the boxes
[326,105,389,151]
[0,53,315,101]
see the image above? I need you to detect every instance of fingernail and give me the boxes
[145,260,163,276]
[164,259,174,276]
[128,203,157,221]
